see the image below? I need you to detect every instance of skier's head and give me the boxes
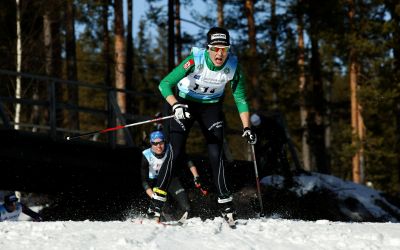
[150,130,166,155]
[4,194,18,204]
[207,27,230,67]
[4,194,18,212]
[207,27,230,46]
[250,113,261,127]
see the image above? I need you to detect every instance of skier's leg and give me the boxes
[198,103,235,217]
[168,177,191,214]
[153,104,194,218]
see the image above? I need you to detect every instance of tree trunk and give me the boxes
[175,0,182,63]
[43,4,63,134]
[392,2,400,195]
[309,36,327,173]
[325,60,333,174]
[307,1,328,173]
[385,0,400,194]
[65,0,79,131]
[244,0,260,110]
[162,0,175,137]
[102,0,111,87]
[297,0,311,171]
[43,14,51,74]
[101,0,114,144]
[114,0,126,144]
[217,0,224,27]
[126,0,134,113]
[168,0,175,71]
[270,0,279,109]
[15,0,22,130]
[348,0,364,184]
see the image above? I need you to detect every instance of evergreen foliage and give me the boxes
[0,0,399,195]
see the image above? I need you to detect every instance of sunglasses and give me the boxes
[151,141,165,146]
[208,45,230,53]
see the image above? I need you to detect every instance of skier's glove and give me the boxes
[172,102,191,120]
[194,176,208,196]
[147,188,167,218]
[242,127,257,145]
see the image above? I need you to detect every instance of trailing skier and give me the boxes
[141,130,205,222]
[0,194,42,222]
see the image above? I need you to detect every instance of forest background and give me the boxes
[0,0,399,197]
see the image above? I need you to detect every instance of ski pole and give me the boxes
[66,115,174,140]
[251,144,265,217]
[195,183,208,196]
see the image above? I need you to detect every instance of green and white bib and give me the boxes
[177,47,238,101]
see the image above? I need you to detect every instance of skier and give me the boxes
[141,130,205,222]
[251,112,296,186]
[153,27,257,225]
[0,194,42,221]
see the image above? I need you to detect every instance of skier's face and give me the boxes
[208,45,229,67]
[151,139,165,155]
[5,202,16,212]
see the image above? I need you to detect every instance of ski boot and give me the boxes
[218,195,237,228]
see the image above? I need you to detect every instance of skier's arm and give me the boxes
[187,160,199,178]
[239,112,251,129]
[159,53,195,106]
[21,203,42,221]
[186,157,208,195]
[140,156,153,198]
[230,66,250,129]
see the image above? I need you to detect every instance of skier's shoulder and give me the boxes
[142,147,151,155]
[191,47,206,56]
[0,204,6,213]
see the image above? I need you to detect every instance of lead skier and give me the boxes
[151,27,257,225]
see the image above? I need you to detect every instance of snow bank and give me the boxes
[261,173,400,222]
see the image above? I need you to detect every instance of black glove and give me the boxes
[172,102,191,120]
[242,127,257,144]
[194,176,208,196]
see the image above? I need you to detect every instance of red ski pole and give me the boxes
[66,115,174,141]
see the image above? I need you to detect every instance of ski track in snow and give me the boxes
[1,218,400,250]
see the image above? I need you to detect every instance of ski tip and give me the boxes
[178,211,189,223]
[158,220,184,227]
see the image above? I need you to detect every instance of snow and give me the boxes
[1,218,400,250]
[1,173,400,250]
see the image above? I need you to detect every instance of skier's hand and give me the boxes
[194,176,202,188]
[147,190,167,218]
[172,102,191,120]
[242,127,257,144]
[194,176,208,196]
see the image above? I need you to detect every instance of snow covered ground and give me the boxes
[1,217,400,250]
[2,173,400,250]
